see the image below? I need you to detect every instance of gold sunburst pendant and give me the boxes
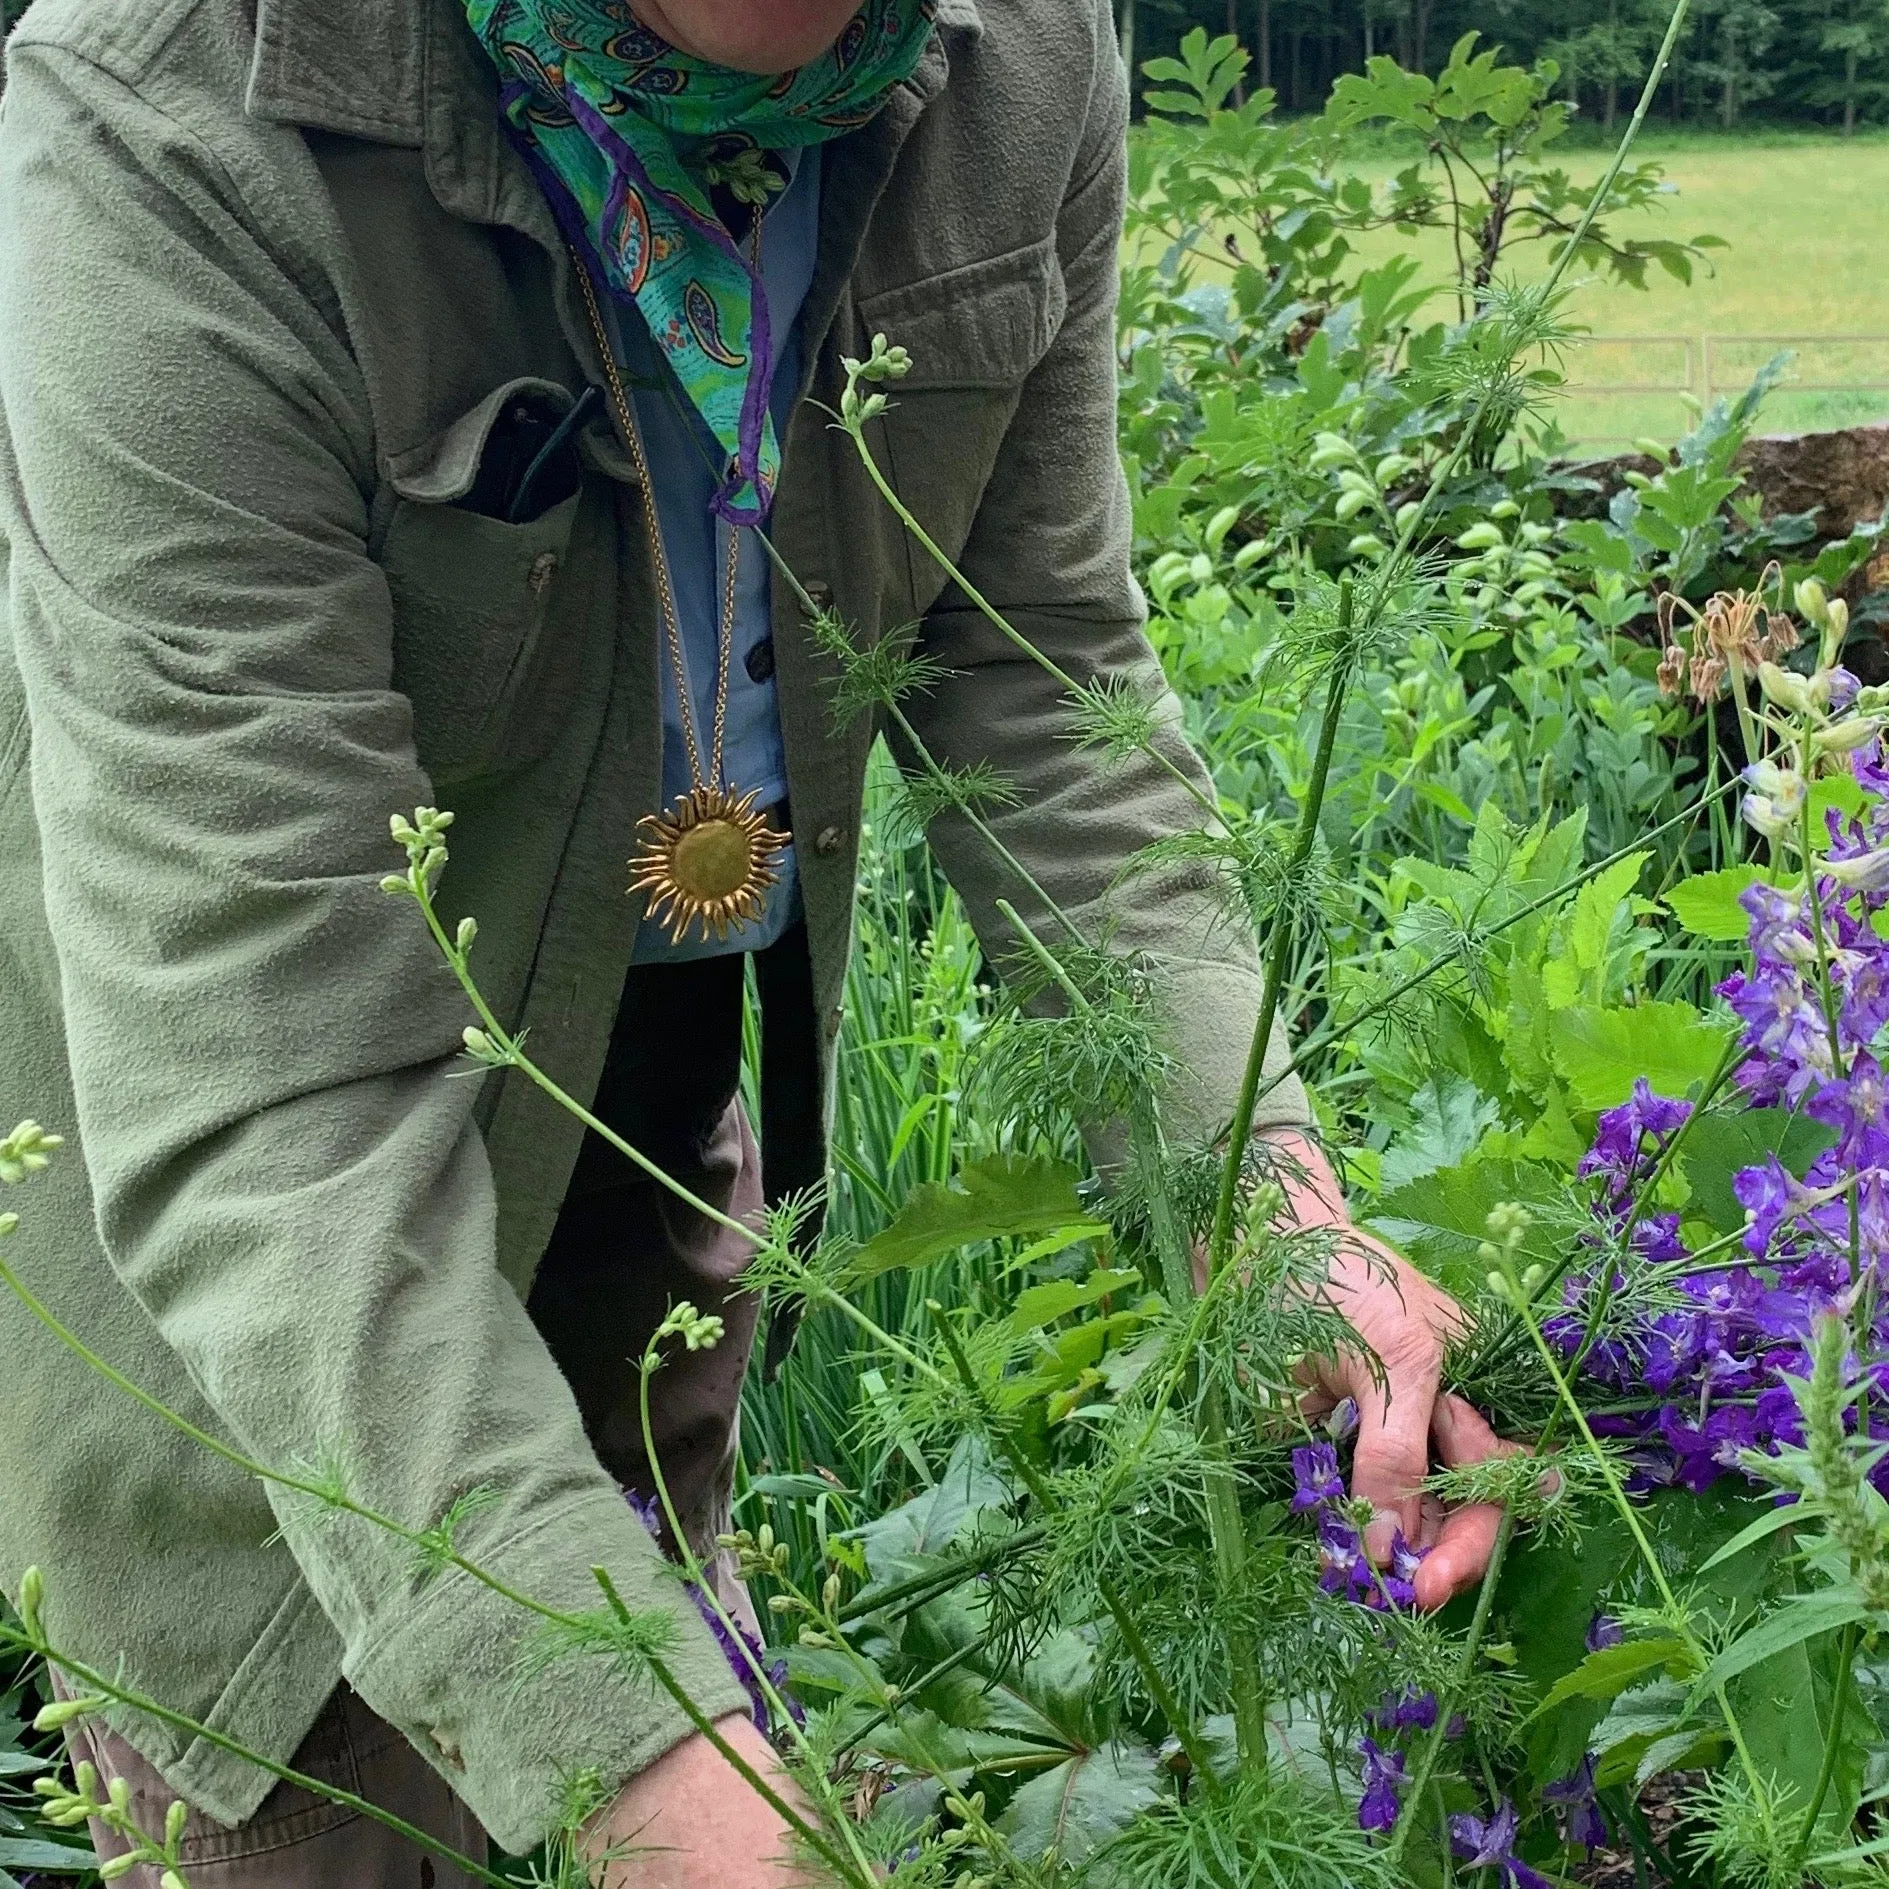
[628,783,791,944]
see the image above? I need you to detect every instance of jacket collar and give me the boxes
[245,0,982,154]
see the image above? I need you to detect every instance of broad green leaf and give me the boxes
[1006,1270,1142,1334]
[1665,865,1762,941]
[851,1437,1011,1587]
[1548,1000,1734,1110]
[1367,1156,1564,1296]
[0,1752,48,1777]
[0,1842,92,1873]
[1527,1635,1694,1719]
[1377,1073,1499,1190]
[1695,1590,1871,1693]
[1679,1108,1837,1236]
[1501,1508,1635,1784]
[995,1740,1167,1880]
[844,1156,1101,1282]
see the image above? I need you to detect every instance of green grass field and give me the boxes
[1338,129,1889,445]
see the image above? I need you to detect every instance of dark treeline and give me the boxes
[1121,0,1889,130]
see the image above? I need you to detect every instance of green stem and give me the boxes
[5,1631,511,1889]
[1793,1618,1858,1868]
[1207,585,1355,1281]
[836,402,1222,827]
[1383,1513,1514,1869]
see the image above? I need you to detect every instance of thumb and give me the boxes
[1345,1355,1437,1564]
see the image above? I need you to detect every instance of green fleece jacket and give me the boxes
[0,0,1310,1851]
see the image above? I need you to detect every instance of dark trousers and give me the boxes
[67,936,807,1884]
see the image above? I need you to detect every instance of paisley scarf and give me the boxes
[464,0,938,523]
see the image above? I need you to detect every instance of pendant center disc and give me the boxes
[670,816,756,901]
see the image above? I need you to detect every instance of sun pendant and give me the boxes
[628,783,791,944]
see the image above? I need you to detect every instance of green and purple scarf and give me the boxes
[464,0,937,523]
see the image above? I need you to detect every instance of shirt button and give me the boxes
[527,550,559,594]
[803,580,833,612]
[745,638,776,684]
[814,824,845,857]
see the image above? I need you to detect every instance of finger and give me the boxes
[1347,1356,1437,1563]
[1432,1393,1521,1468]
[1415,1500,1504,1609]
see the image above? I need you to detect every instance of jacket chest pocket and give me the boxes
[852,235,1068,609]
[378,379,590,786]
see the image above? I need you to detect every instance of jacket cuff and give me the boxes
[348,1487,752,1853]
[1151,955,1312,1147]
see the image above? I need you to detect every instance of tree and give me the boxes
[1692,0,1782,123]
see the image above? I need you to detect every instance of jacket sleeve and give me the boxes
[0,43,746,1850]
[892,7,1311,1152]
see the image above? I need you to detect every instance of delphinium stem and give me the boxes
[635,1342,881,1889]
[1793,1618,1859,1868]
[1205,584,1354,1283]
[1382,1511,1513,1870]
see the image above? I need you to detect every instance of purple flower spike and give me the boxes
[1291,1440,1345,1513]
[1451,1800,1556,1889]
[1543,1754,1607,1851]
[1357,1735,1406,1833]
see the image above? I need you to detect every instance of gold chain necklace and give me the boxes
[571,239,789,946]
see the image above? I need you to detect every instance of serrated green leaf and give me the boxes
[1527,1635,1694,1720]
[1548,1000,1734,1110]
[1679,1108,1837,1236]
[844,1156,1102,1282]
[995,1740,1167,1879]
[1665,865,1763,941]
[1006,1269,1142,1335]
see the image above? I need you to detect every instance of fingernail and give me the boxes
[1364,1509,1398,1563]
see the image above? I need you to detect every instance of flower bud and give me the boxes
[99,1854,142,1881]
[166,1797,190,1846]
[1756,660,1828,715]
[33,1694,102,1733]
[1813,716,1878,755]
[455,916,478,954]
[18,1564,43,1631]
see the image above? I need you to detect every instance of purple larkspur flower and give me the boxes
[1371,1688,1439,1735]
[1579,1080,1693,1195]
[1450,1800,1555,1889]
[1585,1613,1623,1652]
[1856,735,1889,799]
[1543,1755,1607,1850]
[1358,1735,1406,1833]
[1810,1049,1889,1170]
[1291,1441,1345,1513]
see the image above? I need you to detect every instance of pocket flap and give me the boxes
[384,377,576,504]
[855,236,1068,390]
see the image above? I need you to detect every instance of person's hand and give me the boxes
[584,1715,821,1888]
[1254,1127,1522,1610]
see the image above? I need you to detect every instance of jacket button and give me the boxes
[744,638,776,684]
[825,1004,845,1040]
[528,550,559,594]
[814,824,844,857]
[804,580,833,612]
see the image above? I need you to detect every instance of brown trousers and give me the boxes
[68,948,766,1884]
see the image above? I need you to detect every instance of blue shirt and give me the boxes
[609,147,822,963]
